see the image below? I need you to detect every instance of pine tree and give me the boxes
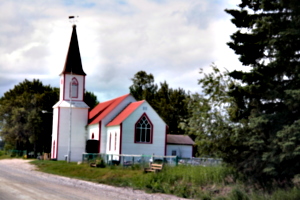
[226,0,300,184]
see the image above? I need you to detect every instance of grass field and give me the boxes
[31,160,238,199]
[29,160,300,200]
[1,151,300,200]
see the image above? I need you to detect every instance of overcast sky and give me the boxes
[0,0,243,102]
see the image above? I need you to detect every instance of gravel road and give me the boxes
[0,159,188,200]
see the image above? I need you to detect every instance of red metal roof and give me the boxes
[107,101,145,126]
[88,94,130,125]
[167,134,195,145]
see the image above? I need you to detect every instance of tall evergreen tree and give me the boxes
[225,0,300,184]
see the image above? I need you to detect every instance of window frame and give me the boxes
[134,113,153,144]
[70,77,78,98]
[109,133,112,151]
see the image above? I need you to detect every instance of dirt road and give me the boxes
[0,159,186,200]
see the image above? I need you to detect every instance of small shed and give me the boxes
[166,134,195,158]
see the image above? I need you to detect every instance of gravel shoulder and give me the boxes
[0,159,189,200]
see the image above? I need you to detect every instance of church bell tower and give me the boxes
[51,24,89,162]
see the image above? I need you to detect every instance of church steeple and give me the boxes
[51,22,89,162]
[60,25,86,75]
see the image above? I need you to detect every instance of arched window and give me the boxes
[70,77,78,98]
[135,114,153,143]
[109,133,112,151]
[91,133,94,139]
[114,132,117,151]
[52,141,56,159]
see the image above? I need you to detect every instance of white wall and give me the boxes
[97,95,136,154]
[121,101,166,156]
[51,107,59,159]
[87,124,99,140]
[106,125,120,155]
[52,102,88,162]
[166,144,193,158]
[60,74,85,101]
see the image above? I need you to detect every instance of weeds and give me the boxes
[28,160,300,200]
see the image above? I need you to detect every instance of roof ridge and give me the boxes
[106,100,145,127]
[107,102,132,125]
[88,94,132,125]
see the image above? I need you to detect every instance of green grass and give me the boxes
[0,150,24,159]
[25,160,300,200]
[30,160,237,199]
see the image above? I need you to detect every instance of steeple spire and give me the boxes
[60,25,86,75]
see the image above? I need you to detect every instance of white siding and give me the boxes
[61,74,85,101]
[106,126,120,155]
[98,95,136,154]
[166,145,193,158]
[87,124,99,140]
[121,101,166,156]
[51,107,59,159]
[52,101,88,162]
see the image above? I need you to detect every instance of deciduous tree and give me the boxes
[0,79,99,156]
[0,79,58,155]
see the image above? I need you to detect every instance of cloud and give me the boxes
[0,0,241,102]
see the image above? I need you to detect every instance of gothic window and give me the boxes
[52,141,56,159]
[70,77,78,98]
[135,114,153,143]
[109,133,112,151]
[114,132,117,151]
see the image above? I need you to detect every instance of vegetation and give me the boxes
[181,0,300,188]
[180,64,237,159]
[1,0,299,195]
[0,79,99,156]
[0,79,58,155]
[129,71,190,135]
[28,159,300,200]
[224,0,300,185]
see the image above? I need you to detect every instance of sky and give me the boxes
[0,0,243,102]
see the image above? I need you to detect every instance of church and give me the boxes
[50,25,194,162]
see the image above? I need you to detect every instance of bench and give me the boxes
[90,160,99,167]
[144,163,163,173]
[90,159,104,168]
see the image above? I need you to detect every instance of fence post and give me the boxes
[175,156,179,166]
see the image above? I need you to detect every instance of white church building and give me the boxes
[50,25,194,162]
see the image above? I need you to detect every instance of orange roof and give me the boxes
[89,94,130,125]
[107,101,145,126]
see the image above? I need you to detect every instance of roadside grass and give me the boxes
[0,150,21,159]
[29,160,300,200]
[30,160,238,199]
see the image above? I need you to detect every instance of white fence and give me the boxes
[82,153,222,167]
